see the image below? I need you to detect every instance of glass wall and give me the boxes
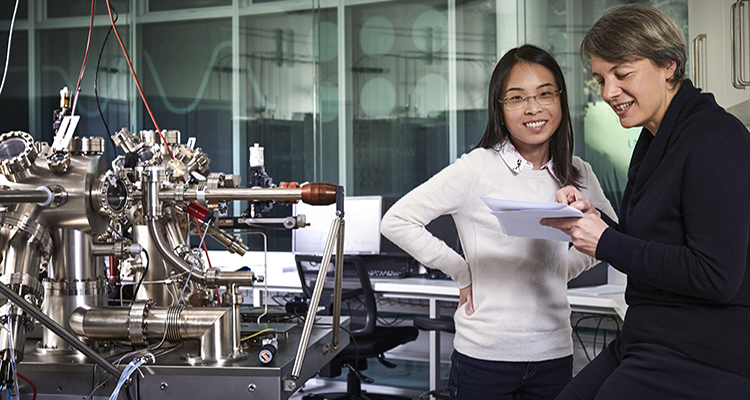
[0,0,688,250]
[347,1,450,197]
[524,0,688,214]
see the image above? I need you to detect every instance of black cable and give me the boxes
[131,249,150,300]
[573,315,622,362]
[94,1,119,158]
[573,316,596,362]
[592,316,604,357]
[339,325,359,367]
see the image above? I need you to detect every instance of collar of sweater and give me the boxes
[494,140,558,180]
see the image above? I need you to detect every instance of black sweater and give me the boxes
[597,80,750,378]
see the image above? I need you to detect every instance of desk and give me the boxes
[374,278,626,394]
[208,251,627,396]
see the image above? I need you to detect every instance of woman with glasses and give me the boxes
[541,5,750,399]
[381,44,615,400]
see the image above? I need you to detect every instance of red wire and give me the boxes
[16,373,37,400]
[106,0,219,307]
[193,216,218,305]
[71,0,96,114]
[105,0,175,160]
[193,216,213,269]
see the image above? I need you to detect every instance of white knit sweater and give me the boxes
[380,147,616,361]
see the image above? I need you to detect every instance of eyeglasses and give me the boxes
[499,89,562,110]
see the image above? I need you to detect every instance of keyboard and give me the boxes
[367,268,410,278]
[298,255,414,280]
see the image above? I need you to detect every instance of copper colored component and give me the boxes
[109,257,120,284]
[279,182,300,203]
[300,182,338,205]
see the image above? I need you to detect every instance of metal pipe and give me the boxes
[0,282,121,379]
[173,204,248,255]
[159,182,338,205]
[91,242,141,257]
[204,222,248,255]
[292,217,341,380]
[0,190,49,204]
[161,188,302,202]
[147,218,206,282]
[70,305,229,342]
[146,219,255,287]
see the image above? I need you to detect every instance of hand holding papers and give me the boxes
[481,197,583,242]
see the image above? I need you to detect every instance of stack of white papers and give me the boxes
[481,197,583,242]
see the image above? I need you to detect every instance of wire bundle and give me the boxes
[107,358,144,400]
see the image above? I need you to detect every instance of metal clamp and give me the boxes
[128,300,153,346]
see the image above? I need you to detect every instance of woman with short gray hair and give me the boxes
[541,4,750,399]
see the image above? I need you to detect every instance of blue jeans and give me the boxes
[448,350,573,400]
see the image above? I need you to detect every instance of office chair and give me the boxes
[412,316,454,400]
[295,254,420,400]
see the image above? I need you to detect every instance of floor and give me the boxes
[290,359,450,400]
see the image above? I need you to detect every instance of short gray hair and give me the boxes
[581,4,686,86]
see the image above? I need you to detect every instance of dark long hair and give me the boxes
[476,44,581,189]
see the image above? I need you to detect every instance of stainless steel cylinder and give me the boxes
[0,189,50,204]
[132,225,172,305]
[139,130,161,147]
[0,148,112,235]
[39,279,106,353]
[111,128,140,153]
[163,130,181,145]
[49,229,100,281]
[143,166,167,218]
[70,304,235,361]
[40,229,106,353]
[70,137,104,155]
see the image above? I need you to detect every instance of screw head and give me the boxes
[247,383,256,393]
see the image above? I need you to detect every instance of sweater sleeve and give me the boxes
[597,118,750,303]
[380,152,476,288]
[568,158,618,280]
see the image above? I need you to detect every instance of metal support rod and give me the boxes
[291,216,342,380]
[0,282,122,379]
[158,182,338,206]
[163,187,303,202]
[230,283,242,357]
[0,190,49,204]
[332,216,345,347]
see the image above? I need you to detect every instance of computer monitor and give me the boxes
[294,196,461,278]
[292,196,383,256]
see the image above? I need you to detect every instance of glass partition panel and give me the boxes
[47,0,129,18]
[241,6,338,251]
[140,19,233,174]
[347,0,450,197]
[149,0,231,12]
[0,31,28,133]
[456,0,496,155]
[39,26,130,160]
[525,0,688,215]
[0,0,28,20]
